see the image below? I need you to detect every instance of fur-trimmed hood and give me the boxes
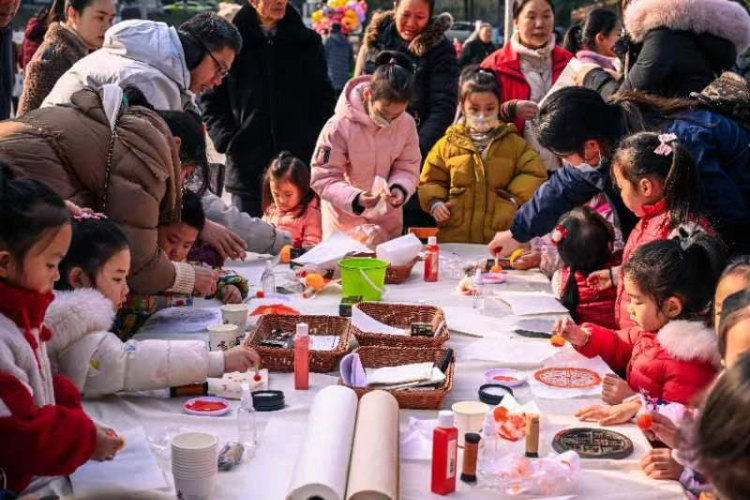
[657,320,722,367]
[625,0,750,51]
[46,288,115,354]
[364,10,453,57]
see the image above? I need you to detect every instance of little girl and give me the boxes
[311,50,421,246]
[551,206,619,329]
[555,230,725,407]
[598,132,707,330]
[47,216,260,397]
[562,8,620,69]
[262,151,322,249]
[418,66,546,244]
[0,166,121,495]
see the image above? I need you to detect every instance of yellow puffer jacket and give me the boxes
[419,122,546,244]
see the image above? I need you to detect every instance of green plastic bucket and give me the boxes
[339,258,388,301]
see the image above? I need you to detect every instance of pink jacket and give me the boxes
[310,76,421,245]
[263,197,322,248]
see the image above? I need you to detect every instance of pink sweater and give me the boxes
[263,197,322,248]
[310,76,421,245]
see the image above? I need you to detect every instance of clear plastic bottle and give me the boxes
[237,383,257,458]
[261,260,275,296]
[473,269,484,310]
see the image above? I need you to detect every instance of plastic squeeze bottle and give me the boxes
[424,236,439,282]
[237,384,257,457]
[431,410,458,495]
[294,323,310,390]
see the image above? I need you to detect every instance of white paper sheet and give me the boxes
[137,307,222,334]
[70,427,167,495]
[400,418,437,461]
[528,351,615,399]
[287,386,359,500]
[366,362,434,386]
[442,306,512,338]
[245,417,307,500]
[351,307,408,336]
[463,338,562,366]
[495,292,569,316]
[292,231,371,269]
[310,335,341,351]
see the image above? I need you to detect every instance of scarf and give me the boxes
[0,280,54,365]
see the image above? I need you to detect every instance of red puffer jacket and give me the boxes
[615,199,712,329]
[577,320,720,404]
[558,267,618,330]
[480,42,572,133]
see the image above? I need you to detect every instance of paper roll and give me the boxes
[346,390,400,500]
[287,386,359,500]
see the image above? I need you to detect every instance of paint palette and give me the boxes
[183,397,231,417]
[483,368,526,387]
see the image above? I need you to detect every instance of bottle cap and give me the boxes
[265,260,273,270]
[428,236,437,246]
[296,322,309,337]
[438,410,454,428]
[465,432,481,445]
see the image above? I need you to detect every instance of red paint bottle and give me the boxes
[431,410,458,495]
[424,236,439,282]
[294,323,310,390]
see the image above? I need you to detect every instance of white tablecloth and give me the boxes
[38,245,683,499]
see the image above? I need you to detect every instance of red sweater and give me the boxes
[577,320,720,404]
[558,267,618,330]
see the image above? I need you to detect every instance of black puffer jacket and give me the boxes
[359,11,459,159]
[584,0,750,99]
[200,4,335,203]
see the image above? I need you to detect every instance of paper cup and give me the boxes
[207,324,239,352]
[221,304,249,339]
[173,474,216,500]
[452,401,489,447]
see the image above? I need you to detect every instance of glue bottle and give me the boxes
[237,384,257,457]
[294,323,310,390]
[424,236,439,282]
[431,410,458,495]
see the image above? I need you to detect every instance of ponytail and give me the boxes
[563,24,583,54]
[370,50,415,104]
[563,8,619,56]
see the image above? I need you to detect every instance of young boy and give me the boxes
[118,191,249,337]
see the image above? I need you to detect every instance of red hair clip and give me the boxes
[551,225,568,245]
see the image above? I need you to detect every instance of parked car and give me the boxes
[163,1,216,14]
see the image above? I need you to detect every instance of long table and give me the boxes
[37,244,683,499]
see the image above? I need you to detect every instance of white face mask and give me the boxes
[467,113,500,133]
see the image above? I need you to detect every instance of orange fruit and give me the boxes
[509,249,525,269]
[550,334,566,347]
[280,245,292,264]
[637,413,653,430]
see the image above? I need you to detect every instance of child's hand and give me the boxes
[193,267,219,297]
[510,250,541,270]
[93,427,123,461]
[387,188,405,208]
[431,202,451,223]
[602,374,636,405]
[359,191,380,209]
[552,317,589,346]
[587,269,614,291]
[575,400,641,426]
[222,284,243,304]
[516,100,539,120]
[640,449,684,481]
[644,412,680,449]
[224,345,261,373]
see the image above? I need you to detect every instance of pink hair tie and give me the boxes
[654,133,678,156]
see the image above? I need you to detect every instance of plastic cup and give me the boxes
[173,474,216,500]
[221,304,249,343]
[207,324,239,352]
[452,401,489,447]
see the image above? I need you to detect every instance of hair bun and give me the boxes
[373,50,415,75]
[669,222,707,251]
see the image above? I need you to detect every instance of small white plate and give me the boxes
[484,368,527,387]
[481,272,506,284]
[183,397,231,417]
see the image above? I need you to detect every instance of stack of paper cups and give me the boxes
[172,432,219,500]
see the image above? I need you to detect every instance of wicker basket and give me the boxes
[348,252,419,285]
[246,315,352,373]
[351,302,450,348]
[339,346,455,409]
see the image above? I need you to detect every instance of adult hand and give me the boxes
[511,250,541,270]
[640,449,684,481]
[587,269,614,291]
[92,427,123,461]
[516,100,539,120]
[488,230,522,258]
[602,374,636,405]
[201,219,247,261]
[64,200,97,218]
[221,284,243,304]
[552,317,589,346]
[224,345,261,373]
[644,412,680,449]
[576,401,641,426]
[358,191,380,209]
[431,202,452,223]
[387,188,405,208]
[193,267,219,297]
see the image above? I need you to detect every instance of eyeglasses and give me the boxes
[189,33,230,80]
